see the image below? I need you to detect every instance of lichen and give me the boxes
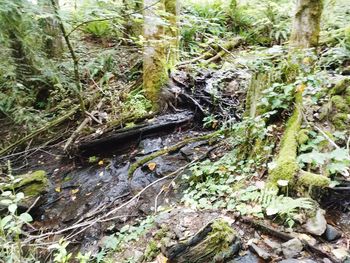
[298,171,330,188]
[268,93,302,187]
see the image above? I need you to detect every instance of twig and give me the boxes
[63,101,103,151]
[25,196,41,214]
[0,106,80,157]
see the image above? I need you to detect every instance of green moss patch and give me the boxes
[1,170,48,196]
[298,171,330,188]
[268,93,302,187]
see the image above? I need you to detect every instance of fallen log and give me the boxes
[78,111,195,155]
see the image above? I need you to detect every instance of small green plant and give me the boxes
[49,239,72,263]
[0,162,35,262]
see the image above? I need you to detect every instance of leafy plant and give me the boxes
[0,162,35,262]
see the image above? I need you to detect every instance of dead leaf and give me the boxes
[148,162,157,171]
[71,189,79,194]
[156,253,168,263]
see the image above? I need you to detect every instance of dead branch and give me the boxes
[0,106,80,157]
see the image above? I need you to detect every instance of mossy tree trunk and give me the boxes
[38,0,63,58]
[143,0,179,110]
[290,0,324,48]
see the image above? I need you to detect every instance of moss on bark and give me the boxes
[1,170,48,196]
[298,171,330,188]
[143,0,179,110]
[268,92,302,188]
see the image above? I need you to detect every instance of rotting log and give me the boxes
[128,130,221,178]
[164,219,240,263]
[78,111,195,155]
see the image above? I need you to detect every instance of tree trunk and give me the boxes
[38,0,63,58]
[290,0,323,48]
[143,0,179,110]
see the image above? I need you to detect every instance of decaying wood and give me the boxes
[78,111,195,154]
[241,217,340,263]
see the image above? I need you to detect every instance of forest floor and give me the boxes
[1,36,350,262]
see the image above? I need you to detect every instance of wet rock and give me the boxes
[304,209,327,236]
[164,218,240,263]
[332,248,349,261]
[263,238,282,254]
[281,238,303,258]
[323,224,341,241]
[229,251,261,263]
[139,138,162,155]
[278,260,317,263]
[249,243,271,260]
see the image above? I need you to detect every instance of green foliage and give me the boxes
[98,216,154,262]
[83,20,113,38]
[0,162,35,262]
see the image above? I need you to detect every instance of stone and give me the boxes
[264,238,282,254]
[249,243,271,260]
[323,224,341,241]
[332,248,349,261]
[295,233,317,246]
[281,238,303,258]
[304,209,327,236]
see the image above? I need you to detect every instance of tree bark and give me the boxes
[38,0,63,58]
[290,0,324,48]
[142,0,179,109]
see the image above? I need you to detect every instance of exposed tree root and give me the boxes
[128,130,221,178]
